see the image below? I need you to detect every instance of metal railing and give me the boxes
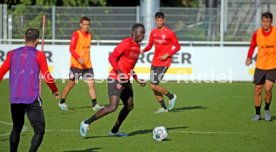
[0,0,275,45]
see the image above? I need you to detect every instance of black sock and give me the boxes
[111,124,120,133]
[92,99,97,107]
[265,102,270,110]
[255,106,261,115]
[159,100,167,109]
[166,92,174,100]
[111,107,130,133]
[60,98,65,104]
[84,115,96,125]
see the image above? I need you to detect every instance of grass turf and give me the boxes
[0,80,276,152]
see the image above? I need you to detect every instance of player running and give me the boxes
[0,28,59,152]
[79,23,146,137]
[141,11,181,113]
[58,16,104,111]
[245,12,276,121]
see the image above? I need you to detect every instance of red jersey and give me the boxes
[144,26,181,66]
[108,38,141,80]
[0,50,58,93]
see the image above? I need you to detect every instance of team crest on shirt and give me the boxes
[116,83,122,89]
[162,34,166,40]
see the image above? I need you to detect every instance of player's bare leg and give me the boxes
[86,78,96,100]
[58,80,75,110]
[86,78,104,111]
[150,83,176,112]
[84,96,120,124]
[252,85,263,121]
[264,80,273,121]
[150,83,168,95]
[109,97,133,137]
[80,96,120,136]
[61,80,75,99]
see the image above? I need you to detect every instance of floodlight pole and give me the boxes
[140,0,160,41]
[220,0,225,47]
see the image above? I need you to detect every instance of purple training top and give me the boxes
[9,46,40,104]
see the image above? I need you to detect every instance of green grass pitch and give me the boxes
[1,80,276,152]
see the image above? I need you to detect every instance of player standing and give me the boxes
[142,12,181,113]
[245,12,276,121]
[0,28,59,152]
[79,23,146,137]
[58,16,104,111]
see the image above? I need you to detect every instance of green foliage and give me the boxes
[11,5,52,39]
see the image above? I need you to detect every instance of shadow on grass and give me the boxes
[84,135,110,139]
[69,103,121,111]
[0,137,9,141]
[172,105,207,112]
[69,106,93,110]
[128,126,189,136]
[270,115,276,121]
[63,147,101,152]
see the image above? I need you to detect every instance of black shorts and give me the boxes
[107,78,133,100]
[150,66,168,84]
[69,67,94,81]
[253,68,276,85]
[10,98,45,132]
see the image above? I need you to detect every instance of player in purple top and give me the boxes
[0,28,59,152]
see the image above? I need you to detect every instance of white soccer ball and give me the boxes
[152,126,168,141]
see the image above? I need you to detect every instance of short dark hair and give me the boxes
[132,23,145,31]
[262,12,273,21]
[80,16,90,23]
[155,11,165,19]
[25,28,40,42]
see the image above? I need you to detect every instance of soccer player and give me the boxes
[58,16,104,111]
[141,11,181,113]
[0,28,60,152]
[79,23,146,137]
[245,12,276,121]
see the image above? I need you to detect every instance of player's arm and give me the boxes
[108,41,128,73]
[131,70,146,87]
[0,51,12,81]
[168,32,181,56]
[160,32,181,61]
[70,32,84,65]
[141,31,154,53]
[245,31,257,66]
[37,51,59,98]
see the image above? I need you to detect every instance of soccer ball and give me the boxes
[152,126,168,141]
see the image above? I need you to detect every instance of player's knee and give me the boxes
[13,123,24,131]
[264,89,272,96]
[150,83,157,90]
[254,87,262,95]
[107,105,118,113]
[127,104,134,111]
[67,83,75,89]
[33,123,45,135]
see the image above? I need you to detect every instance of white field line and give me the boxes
[0,121,28,137]
[1,121,241,137]
[0,121,78,137]
[175,130,242,135]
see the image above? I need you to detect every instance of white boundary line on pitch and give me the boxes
[175,130,242,135]
[1,121,241,136]
[0,121,79,137]
[0,121,28,137]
